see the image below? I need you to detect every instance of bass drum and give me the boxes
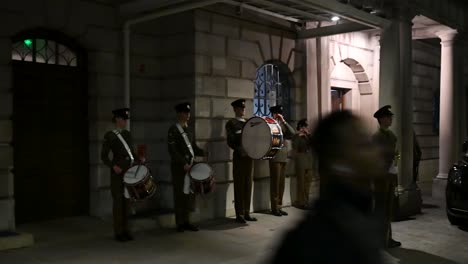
[123,165,157,201]
[241,116,284,160]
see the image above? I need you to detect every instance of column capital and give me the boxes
[435,29,458,46]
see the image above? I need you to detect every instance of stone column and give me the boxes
[433,29,458,199]
[305,22,330,127]
[379,9,421,216]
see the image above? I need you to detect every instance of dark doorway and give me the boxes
[331,87,350,112]
[12,33,88,224]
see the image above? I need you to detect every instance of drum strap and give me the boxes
[235,117,245,134]
[175,123,195,162]
[176,124,195,195]
[113,130,135,164]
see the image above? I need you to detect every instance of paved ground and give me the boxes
[386,196,468,264]
[0,196,467,264]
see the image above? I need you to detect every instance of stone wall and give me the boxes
[191,7,306,220]
[129,13,196,213]
[412,40,440,195]
[328,32,378,131]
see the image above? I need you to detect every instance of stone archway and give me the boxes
[341,58,372,95]
[330,57,375,128]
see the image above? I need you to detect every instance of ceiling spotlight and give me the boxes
[331,16,340,22]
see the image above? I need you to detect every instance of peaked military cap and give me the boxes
[112,108,130,120]
[175,102,191,113]
[231,99,246,108]
[270,105,284,114]
[373,105,394,119]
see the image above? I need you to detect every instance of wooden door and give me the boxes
[13,62,88,223]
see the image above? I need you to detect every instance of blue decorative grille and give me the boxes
[254,63,290,118]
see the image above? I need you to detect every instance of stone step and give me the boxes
[0,232,34,251]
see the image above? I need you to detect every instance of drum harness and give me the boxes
[113,130,139,178]
[175,124,195,194]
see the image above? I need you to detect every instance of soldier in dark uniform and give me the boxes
[372,105,402,248]
[167,102,205,232]
[101,108,141,242]
[269,105,295,217]
[225,99,257,224]
[292,119,314,209]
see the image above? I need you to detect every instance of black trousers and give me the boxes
[110,172,130,236]
[171,163,194,226]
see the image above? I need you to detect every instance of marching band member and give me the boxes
[292,119,314,209]
[225,99,257,224]
[269,105,295,217]
[167,102,205,232]
[101,108,142,242]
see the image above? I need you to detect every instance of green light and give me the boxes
[23,39,32,47]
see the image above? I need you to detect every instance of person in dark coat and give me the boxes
[271,111,385,264]
[225,99,257,223]
[101,108,142,242]
[167,102,205,232]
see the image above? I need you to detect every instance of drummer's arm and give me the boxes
[283,121,296,140]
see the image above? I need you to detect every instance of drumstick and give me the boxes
[134,164,141,178]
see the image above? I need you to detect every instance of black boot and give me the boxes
[272,210,282,217]
[236,216,247,224]
[177,225,185,232]
[388,239,402,248]
[244,214,257,221]
[184,223,199,232]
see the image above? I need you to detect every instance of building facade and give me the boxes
[0,0,467,233]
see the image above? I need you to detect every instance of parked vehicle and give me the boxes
[446,142,468,226]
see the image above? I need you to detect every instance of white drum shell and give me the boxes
[242,117,276,160]
[124,165,149,184]
[190,163,213,181]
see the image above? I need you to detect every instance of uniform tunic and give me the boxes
[226,117,254,216]
[101,129,137,236]
[167,124,204,226]
[270,121,295,211]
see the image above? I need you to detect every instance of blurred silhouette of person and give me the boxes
[271,111,384,264]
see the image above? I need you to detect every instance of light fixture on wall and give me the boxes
[331,16,340,22]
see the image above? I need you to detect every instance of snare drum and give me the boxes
[123,165,157,201]
[242,116,284,160]
[189,163,215,194]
